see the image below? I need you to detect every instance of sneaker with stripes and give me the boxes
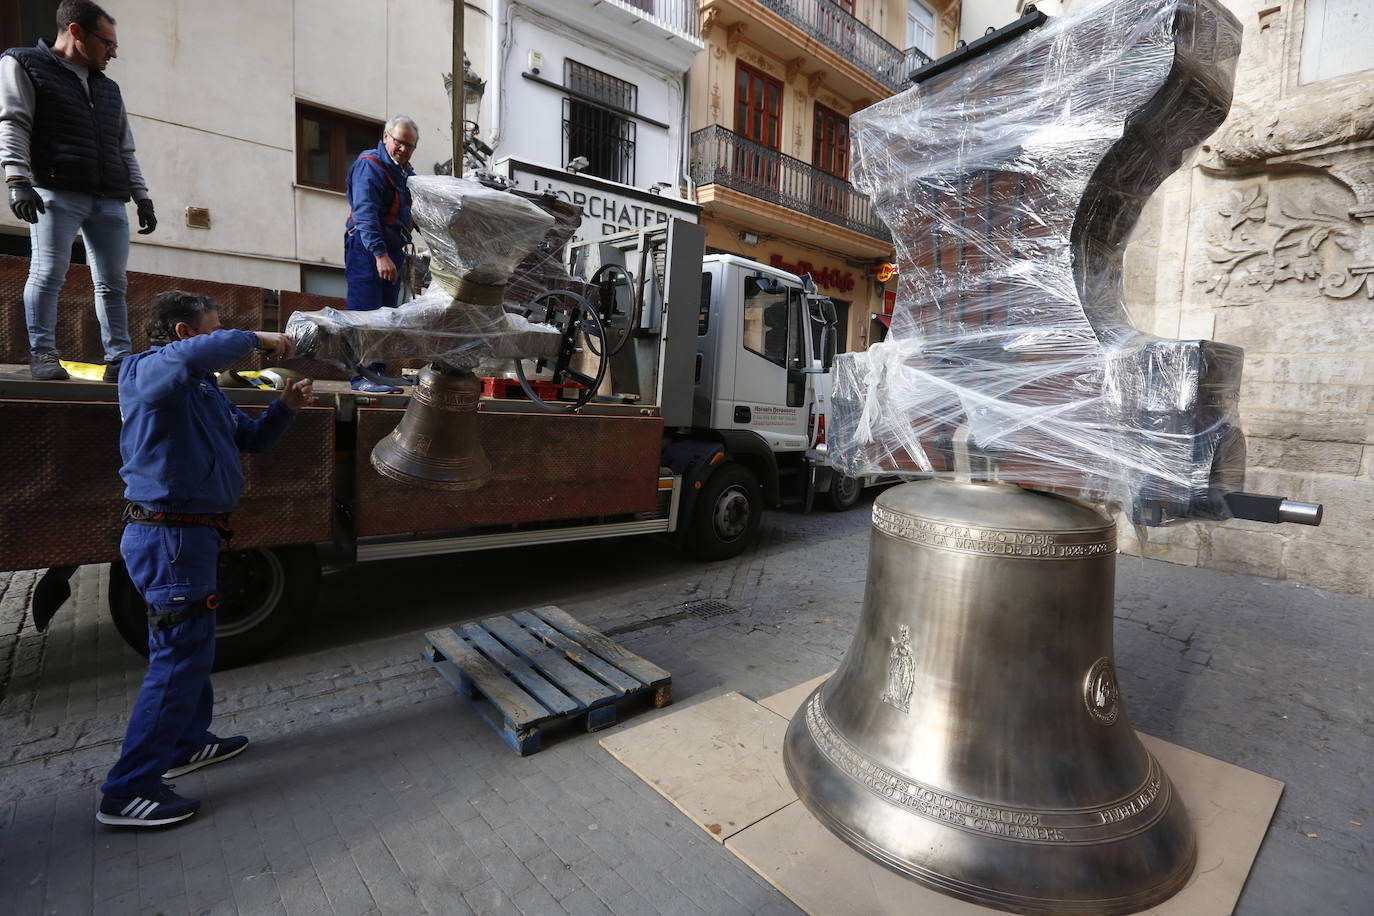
[97,784,199,827]
[164,734,249,778]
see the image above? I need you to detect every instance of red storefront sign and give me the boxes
[768,254,856,294]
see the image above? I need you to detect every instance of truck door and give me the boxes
[730,275,812,450]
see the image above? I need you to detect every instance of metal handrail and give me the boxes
[689,125,892,241]
[757,0,926,91]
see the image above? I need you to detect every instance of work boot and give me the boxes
[102,357,125,383]
[30,350,69,380]
[96,784,200,828]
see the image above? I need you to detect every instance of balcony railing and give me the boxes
[690,125,891,242]
[611,0,701,40]
[757,0,923,91]
[902,45,935,80]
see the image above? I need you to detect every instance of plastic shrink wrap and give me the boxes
[830,0,1246,526]
[287,176,565,371]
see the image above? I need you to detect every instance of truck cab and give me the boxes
[695,255,830,454]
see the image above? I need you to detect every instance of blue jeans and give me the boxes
[25,188,132,362]
[102,523,221,797]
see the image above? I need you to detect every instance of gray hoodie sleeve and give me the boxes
[119,99,149,201]
[0,55,36,184]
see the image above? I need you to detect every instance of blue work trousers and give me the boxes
[344,230,404,312]
[101,523,221,798]
[25,187,132,362]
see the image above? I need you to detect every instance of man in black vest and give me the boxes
[1,0,157,382]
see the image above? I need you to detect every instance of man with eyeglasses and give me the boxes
[1,0,157,382]
[343,115,419,393]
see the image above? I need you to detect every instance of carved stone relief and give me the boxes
[744,50,775,73]
[701,7,719,38]
[807,70,827,97]
[726,22,747,52]
[1196,180,1372,300]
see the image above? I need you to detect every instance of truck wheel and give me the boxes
[108,544,320,670]
[823,473,863,511]
[687,463,761,560]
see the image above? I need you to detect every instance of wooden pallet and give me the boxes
[425,604,672,755]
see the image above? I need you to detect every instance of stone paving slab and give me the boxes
[0,499,1371,914]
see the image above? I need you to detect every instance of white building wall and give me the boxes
[0,0,479,291]
[0,0,701,289]
[478,0,702,207]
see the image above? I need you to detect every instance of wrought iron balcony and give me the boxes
[690,125,891,242]
[612,0,701,39]
[757,0,922,91]
[902,45,935,79]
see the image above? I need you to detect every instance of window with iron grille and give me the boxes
[566,60,638,111]
[563,100,636,184]
[562,61,637,185]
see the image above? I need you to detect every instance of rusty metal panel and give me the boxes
[0,400,336,571]
[353,408,664,537]
[0,255,264,366]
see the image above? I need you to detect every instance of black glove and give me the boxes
[7,180,44,223]
[136,198,157,235]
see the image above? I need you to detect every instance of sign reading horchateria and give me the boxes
[491,157,700,244]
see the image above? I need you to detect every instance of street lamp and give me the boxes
[440,54,488,174]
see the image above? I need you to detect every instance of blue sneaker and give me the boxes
[97,784,199,827]
[350,377,401,394]
[164,734,249,778]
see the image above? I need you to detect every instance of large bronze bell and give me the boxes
[371,367,492,490]
[784,479,1195,915]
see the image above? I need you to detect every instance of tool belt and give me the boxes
[123,503,234,540]
[149,592,221,631]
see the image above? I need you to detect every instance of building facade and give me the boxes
[476,0,704,242]
[688,0,961,354]
[0,0,471,295]
[0,0,703,296]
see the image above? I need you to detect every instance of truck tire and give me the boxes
[686,463,761,560]
[108,544,320,670]
[823,473,863,511]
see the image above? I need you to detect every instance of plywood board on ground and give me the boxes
[610,679,1283,916]
[758,672,833,719]
[599,692,795,843]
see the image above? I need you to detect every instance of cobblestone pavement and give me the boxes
[0,497,1370,915]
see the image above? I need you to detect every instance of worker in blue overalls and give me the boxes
[344,115,418,393]
[97,290,314,828]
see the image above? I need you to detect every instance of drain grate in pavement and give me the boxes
[683,599,738,619]
[600,600,741,637]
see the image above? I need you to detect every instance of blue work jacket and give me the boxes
[345,141,415,257]
[118,330,297,514]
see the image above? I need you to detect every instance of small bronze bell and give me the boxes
[371,367,492,491]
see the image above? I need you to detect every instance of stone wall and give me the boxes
[1118,0,1374,597]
